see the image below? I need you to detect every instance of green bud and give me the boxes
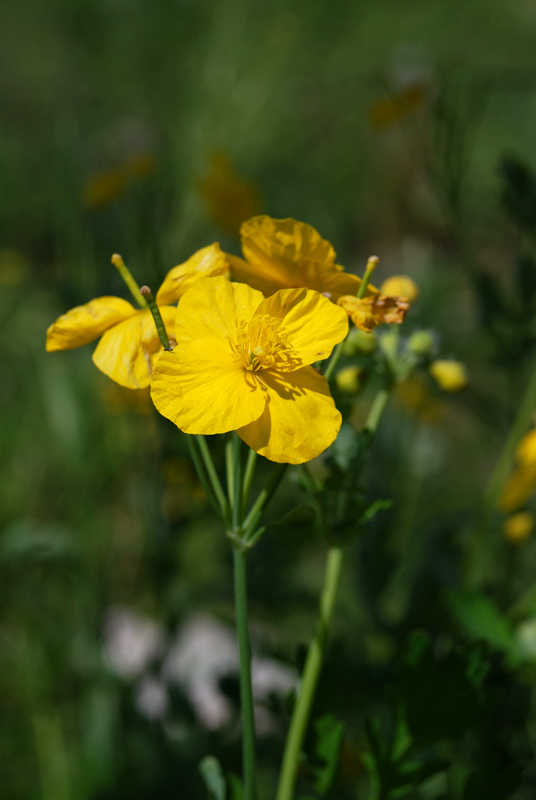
[343,327,377,356]
[407,330,435,356]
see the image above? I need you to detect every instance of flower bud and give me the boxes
[342,327,377,356]
[407,330,435,356]
[429,360,467,392]
[503,512,534,544]
[380,275,419,304]
[335,365,361,394]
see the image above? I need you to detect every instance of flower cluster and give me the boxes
[46,215,418,463]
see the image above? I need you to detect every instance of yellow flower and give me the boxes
[335,365,361,394]
[380,275,419,304]
[337,294,409,333]
[46,244,229,389]
[499,428,536,512]
[503,512,534,544]
[150,276,348,464]
[198,152,261,236]
[429,360,467,392]
[227,216,375,301]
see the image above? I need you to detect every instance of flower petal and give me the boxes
[237,366,342,464]
[254,288,348,369]
[337,294,409,332]
[92,305,176,389]
[156,243,230,305]
[242,215,337,269]
[150,277,267,433]
[46,296,136,351]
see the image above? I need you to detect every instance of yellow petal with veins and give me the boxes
[156,243,230,305]
[92,305,176,389]
[237,366,341,464]
[253,287,348,369]
[46,296,136,351]
[150,277,267,433]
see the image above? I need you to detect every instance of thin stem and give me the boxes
[275,547,344,800]
[186,436,222,519]
[232,434,243,530]
[324,255,379,382]
[111,253,147,308]
[242,449,258,516]
[140,286,170,349]
[323,341,345,382]
[366,388,390,433]
[226,435,235,511]
[242,463,287,538]
[233,546,257,800]
[196,435,229,519]
[275,385,391,800]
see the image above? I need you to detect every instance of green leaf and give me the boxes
[448,592,523,667]
[226,772,243,800]
[360,499,393,525]
[199,756,226,800]
[311,714,345,795]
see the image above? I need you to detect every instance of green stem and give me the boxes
[275,386,390,800]
[324,256,379,382]
[275,547,344,800]
[226,435,235,511]
[323,341,345,382]
[233,434,243,530]
[242,463,287,538]
[187,436,221,518]
[196,435,229,520]
[111,253,147,308]
[242,448,258,516]
[140,286,170,349]
[233,546,257,800]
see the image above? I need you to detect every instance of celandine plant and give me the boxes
[47,215,458,800]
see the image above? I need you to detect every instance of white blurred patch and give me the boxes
[163,614,298,734]
[103,607,166,680]
[135,676,169,721]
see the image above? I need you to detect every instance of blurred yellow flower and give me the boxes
[335,365,361,394]
[499,428,536,513]
[228,216,375,302]
[151,276,348,464]
[83,153,157,210]
[198,152,261,236]
[369,85,425,129]
[380,275,419,304]
[429,360,467,392]
[503,512,534,544]
[46,244,229,389]
[337,293,409,333]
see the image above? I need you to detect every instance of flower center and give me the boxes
[229,314,299,372]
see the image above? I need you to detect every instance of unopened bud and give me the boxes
[380,275,419,304]
[343,327,377,356]
[430,360,467,392]
[335,365,361,394]
[408,330,435,356]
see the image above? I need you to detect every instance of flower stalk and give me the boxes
[275,384,390,800]
[140,285,171,350]
[111,253,148,308]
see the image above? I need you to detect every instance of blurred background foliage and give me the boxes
[5,0,536,797]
